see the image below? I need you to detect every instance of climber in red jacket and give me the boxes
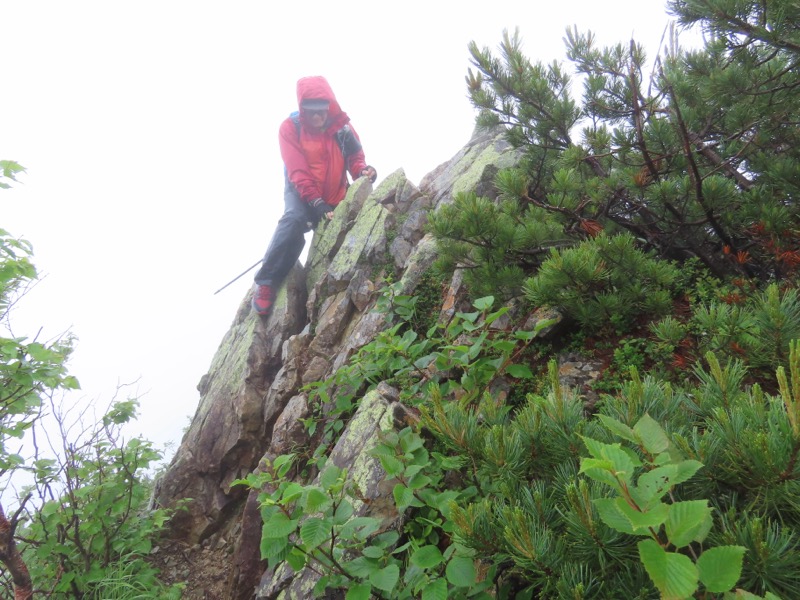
[252,76,377,316]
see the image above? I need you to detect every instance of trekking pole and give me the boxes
[213,259,262,295]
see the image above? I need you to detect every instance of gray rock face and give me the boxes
[155,126,525,597]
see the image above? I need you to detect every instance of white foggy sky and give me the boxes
[1,1,696,459]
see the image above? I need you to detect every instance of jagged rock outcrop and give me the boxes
[155,125,532,598]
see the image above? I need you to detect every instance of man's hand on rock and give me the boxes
[360,166,377,183]
[309,198,334,222]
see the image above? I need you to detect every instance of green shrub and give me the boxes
[524,233,679,334]
[0,224,179,598]
[650,283,800,373]
[240,277,800,598]
[16,400,182,598]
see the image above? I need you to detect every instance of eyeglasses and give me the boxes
[304,109,328,117]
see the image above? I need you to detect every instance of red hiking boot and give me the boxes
[252,284,275,316]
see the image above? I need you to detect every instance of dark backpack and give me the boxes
[289,111,362,160]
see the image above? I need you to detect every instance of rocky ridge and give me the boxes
[155,125,553,598]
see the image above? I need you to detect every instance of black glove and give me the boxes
[361,166,377,183]
[308,197,333,223]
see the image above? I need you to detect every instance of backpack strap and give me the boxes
[290,111,301,137]
[335,125,362,160]
[290,111,361,159]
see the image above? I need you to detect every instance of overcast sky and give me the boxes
[1,1,696,460]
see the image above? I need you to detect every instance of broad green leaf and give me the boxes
[404,463,425,479]
[638,539,698,600]
[272,453,294,474]
[597,415,637,443]
[285,547,307,571]
[414,355,435,369]
[422,577,448,600]
[346,584,372,600]
[446,323,465,338]
[344,556,380,578]
[467,332,488,359]
[728,592,783,600]
[372,530,400,549]
[604,444,641,485]
[392,540,413,556]
[485,306,509,325]
[281,482,304,504]
[430,490,461,516]
[672,460,704,486]
[394,483,423,510]
[411,545,444,569]
[433,453,466,470]
[408,473,432,490]
[577,429,601,452]
[533,318,559,334]
[320,465,342,490]
[41,501,60,518]
[362,545,385,559]
[399,430,425,454]
[697,546,745,593]
[595,498,637,535]
[299,517,331,550]
[263,513,299,538]
[473,296,495,310]
[379,454,404,477]
[492,340,516,352]
[339,516,381,540]
[653,452,672,466]
[313,576,330,597]
[456,310,480,324]
[25,342,51,361]
[304,487,331,513]
[333,499,354,523]
[632,464,679,508]
[506,364,534,379]
[665,501,713,547]
[369,564,400,592]
[0,160,24,179]
[580,458,622,491]
[57,571,75,588]
[634,414,670,454]
[615,497,669,534]
[582,436,641,471]
[446,556,476,587]
[259,534,288,560]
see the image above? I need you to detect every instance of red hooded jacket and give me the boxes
[279,76,368,207]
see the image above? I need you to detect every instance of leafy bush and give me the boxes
[0,224,180,598]
[580,413,745,598]
[15,399,181,599]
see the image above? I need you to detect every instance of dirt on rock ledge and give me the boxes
[147,537,232,599]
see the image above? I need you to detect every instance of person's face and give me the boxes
[305,108,328,130]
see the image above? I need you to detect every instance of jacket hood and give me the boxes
[296,76,349,129]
